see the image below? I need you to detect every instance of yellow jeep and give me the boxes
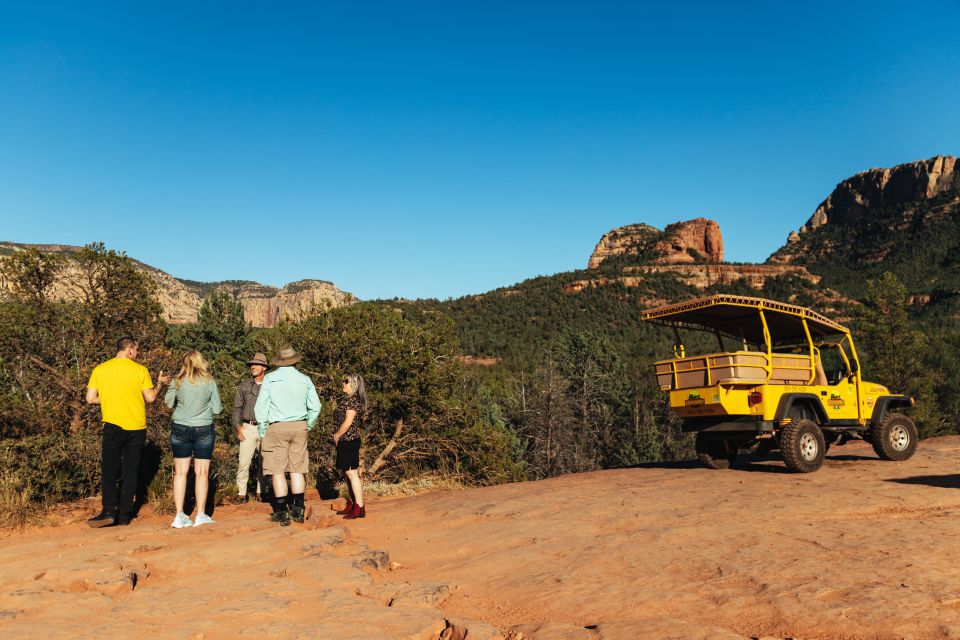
[641,295,917,473]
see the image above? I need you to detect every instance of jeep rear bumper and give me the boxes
[682,418,775,434]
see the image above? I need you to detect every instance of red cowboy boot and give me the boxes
[336,498,354,515]
[343,503,365,519]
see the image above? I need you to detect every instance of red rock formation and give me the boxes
[588,218,724,268]
[655,218,724,264]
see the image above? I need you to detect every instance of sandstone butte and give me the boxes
[769,155,960,265]
[0,242,355,328]
[3,436,960,639]
[577,218,819,294]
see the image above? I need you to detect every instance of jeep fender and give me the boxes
[775,393,829,424]
[869,395,914,426]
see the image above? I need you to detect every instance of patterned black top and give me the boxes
[334,393,364,441]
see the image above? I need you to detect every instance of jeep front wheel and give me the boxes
[780,419,825,473]
[871,413,918,461]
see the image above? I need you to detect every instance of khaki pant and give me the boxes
[236,423,262,496]
[261,421,309,475]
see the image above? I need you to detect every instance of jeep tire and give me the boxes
[871,413,918,461]
[695,433,735,470]
[780,419,826,473]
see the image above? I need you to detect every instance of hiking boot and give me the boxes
[335,498,354,515]
[87,511,116,528]
[289,506,305,524]
[271,511,291,527]
[171,512,193,529]
[116,513,131,526]
[193,513,216,527]
[343,504,365,520]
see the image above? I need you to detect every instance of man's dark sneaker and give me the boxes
[270,511,291,527]
[87,512,116,528]
[116,513,131,526]
[289,506,305,524]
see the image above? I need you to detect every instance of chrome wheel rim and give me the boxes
[799,432,819,461]
[890,425,910,451]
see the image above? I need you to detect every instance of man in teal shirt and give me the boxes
[254,347,320,525]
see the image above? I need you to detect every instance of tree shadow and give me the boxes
[825,454,877,461]
[886,474,960,489]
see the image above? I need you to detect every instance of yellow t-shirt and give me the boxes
[87,358,153,430]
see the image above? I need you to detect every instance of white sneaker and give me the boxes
[193,513,215,527]
[171,512,193,529]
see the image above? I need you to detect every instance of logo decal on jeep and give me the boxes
[830,393,845,409]
[685,392,704,407]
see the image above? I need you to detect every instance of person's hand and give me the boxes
[158,371,172,385]
[236,427,245,442]
[333,433,340,446]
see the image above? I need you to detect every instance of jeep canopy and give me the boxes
[641,295,848,346]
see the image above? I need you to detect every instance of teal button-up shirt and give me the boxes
[254,366,321,437]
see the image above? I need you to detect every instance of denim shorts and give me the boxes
[170,423,215,460]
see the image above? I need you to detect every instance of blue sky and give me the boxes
[2,1,959,300]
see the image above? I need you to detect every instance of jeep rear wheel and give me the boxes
[871,413,918,461]
[695,433,735,470]
[780,419,825,473]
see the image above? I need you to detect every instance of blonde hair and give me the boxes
[345,373,368,412]
[174,351,213,388]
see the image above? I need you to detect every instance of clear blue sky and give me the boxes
[2,2,959,300]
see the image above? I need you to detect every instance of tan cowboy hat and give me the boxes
[271,347,303,367]
[246,352,269,367]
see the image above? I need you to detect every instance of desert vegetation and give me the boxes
[0,235,956,525]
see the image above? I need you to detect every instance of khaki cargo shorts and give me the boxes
[260,421,309,475]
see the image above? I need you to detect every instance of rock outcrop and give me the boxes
[588,218,724,269]
[770,155,960,264]
[564,264,819,294]
[0,242,354,327]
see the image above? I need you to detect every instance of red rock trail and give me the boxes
[3,438,960,639]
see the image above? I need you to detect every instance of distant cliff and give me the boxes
[769,155,960,266]
[762,155,960,303]
[0,242,355,327]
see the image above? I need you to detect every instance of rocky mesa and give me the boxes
[575,218,819,294]
[769,155,960,265]
[588,217,724,268]
[0,242,355,327]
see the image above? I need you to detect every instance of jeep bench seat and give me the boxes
[656,352,824,390]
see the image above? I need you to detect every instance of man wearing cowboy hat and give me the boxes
[254,346,320,525]
[231,352,269,503]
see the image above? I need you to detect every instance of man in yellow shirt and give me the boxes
[86,336,171,527]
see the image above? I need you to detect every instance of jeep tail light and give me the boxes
[748,391,763,406]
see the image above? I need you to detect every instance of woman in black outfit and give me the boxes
[333,373,367,519]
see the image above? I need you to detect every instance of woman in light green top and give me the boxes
[164,351,223,528]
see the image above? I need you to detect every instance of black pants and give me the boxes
[101,423,146,516]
